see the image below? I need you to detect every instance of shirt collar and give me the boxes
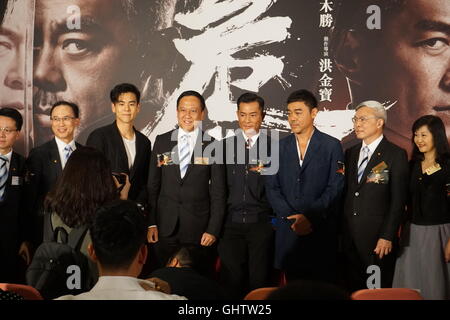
[241,130,260,145]
[362,134,383,155]
[178,127,199,142]
[55,136,76,152]
[0,150,12,162]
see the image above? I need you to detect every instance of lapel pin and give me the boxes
[53,160,58,163]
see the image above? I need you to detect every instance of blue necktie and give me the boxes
[64,145,73,161]
[357,146,369,183]
[0,156,8,201]
[179,134,190,178]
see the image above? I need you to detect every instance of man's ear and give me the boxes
[334,30,363,85]
[138,245,148,265]
[88,243,98,262]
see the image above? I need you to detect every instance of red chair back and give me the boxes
[351,288,423,300]
[0,283,43,300]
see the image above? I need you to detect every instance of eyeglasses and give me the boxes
[0,127,18,135]
[351,116,377,124]
[50,116,76,123]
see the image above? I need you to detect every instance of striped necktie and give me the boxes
[179,134,190,178]
[64,145,73,161]
[0,156,8,201]
[357,146,370,183]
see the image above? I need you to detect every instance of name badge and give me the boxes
[194,157,209,165]
[12,176,22,186]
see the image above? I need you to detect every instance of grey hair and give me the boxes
[355,100,387,124]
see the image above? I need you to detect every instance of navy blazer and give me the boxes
[265,129,344,269]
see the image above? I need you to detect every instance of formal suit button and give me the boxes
[355,192,359,197]
[353,212,357,216]
[297,179,300,182]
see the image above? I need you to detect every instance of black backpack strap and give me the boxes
[67,225,89,251]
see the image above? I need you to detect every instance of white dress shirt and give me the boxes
[55,276,187,300]
[178,127,199,161]
[0,150,12,172]
[295,129,314,166]
[55,137,77,169]
[122,134,136,169]
[242,131,260,148]
[358,134,384,166]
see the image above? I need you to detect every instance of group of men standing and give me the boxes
[0,83,408,297]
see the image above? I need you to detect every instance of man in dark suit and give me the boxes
[147,90,226,267]
[0,108,32,282]
[86,83,151,205]
[25,101,81,246]
[342,100,408,291]
[266,89,345,283]
[218,92,274,298]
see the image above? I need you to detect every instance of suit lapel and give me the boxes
[299,129,321,173]
[286,134,301,176]
[129,128,143,180]
[112,122,130,174]
[50,138,63,175]
[359,138,387,186]
[182,130,204,181]
[2,152,19,200]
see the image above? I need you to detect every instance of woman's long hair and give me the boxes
[411,115,450,164]
[44,146,118,228]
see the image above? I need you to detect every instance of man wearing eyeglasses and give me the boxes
[0,107,32,282]
[25,101,82,246]
[342,100,408,291]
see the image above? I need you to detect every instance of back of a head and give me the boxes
[267,280,350,300]
[90,200,147,271]
[168,245,209,275]
[45,146,117,227]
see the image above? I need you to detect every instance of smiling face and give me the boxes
[0,115,19,155]
[414,125,436,155]
[112,92,140,125]
[50,104,80,143]
[176,95,204,132]
[33,0,140,143]
[237,101,264,136]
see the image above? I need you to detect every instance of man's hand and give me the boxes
[445,238,450,263]
[287,214,312,236]
[374,238,392,259]
[18,241,32,265]
[200,232,216,246]
[147,226,158,243]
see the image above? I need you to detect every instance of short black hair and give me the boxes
[90,200,147,270]
[110,83,141,104]
[237,92,265,112]
[176,90,206,111]
[167,244,211,276]
[50,101,80,119]
[412,115,450,165]
[286,89,318,110]
[0,107,23,131]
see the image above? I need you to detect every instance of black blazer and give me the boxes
[343,137,408,264]
[147,129,226,243]
[0,152,27,281]
[86,122,152,205]
[24,138,82,243]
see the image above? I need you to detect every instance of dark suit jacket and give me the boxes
[147,129,226,243]
[86,122,151,204]
[24,138,82,244]
[342,137,408,265]
[150,267,225,300]
[265,129,345,270]
[0,152,27,281]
